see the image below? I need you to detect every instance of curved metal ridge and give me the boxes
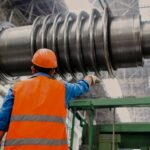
[31,16,42,55]
[41,15,52,48]
[102,7,113,76]
[31,8,116,80]
[0,8,149,82]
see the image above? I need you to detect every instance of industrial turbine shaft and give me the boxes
[0,8,150,81]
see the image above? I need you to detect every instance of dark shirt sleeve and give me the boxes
[0,88,14,131]
[65,80,89,108]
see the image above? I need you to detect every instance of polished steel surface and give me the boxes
[0,26,32,77]
[102,7,113,76]
[57,13,76,76]
[0,8,150,81]
[141,21,150,58]
[110,15,143,69]
[69,11,86,76]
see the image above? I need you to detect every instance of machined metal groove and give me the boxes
[81,11,90,73]
[133,15,143,66]
[0,9,150,81]
[31,16,42,55]
[69,11,88,77]
[47,14,66,79]
[94,11,106,71]
[36,17,45,50]
[89,9,100,76]
[48,14,63,51]
[92,9,101,75]
[102,7,113,76]
[82,9,100,76]
[41,15,52,48]
[58,13,76,78]
[46,15,55,50]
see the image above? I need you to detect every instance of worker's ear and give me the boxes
[31,66,36,74]
[49,69,55,76]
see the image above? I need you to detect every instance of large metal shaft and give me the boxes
[0,8,150,81]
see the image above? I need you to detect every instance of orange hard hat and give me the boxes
[32,49,58,68]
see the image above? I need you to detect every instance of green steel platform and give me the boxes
[69,97,150,150]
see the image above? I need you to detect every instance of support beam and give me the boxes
[69,97,150,110]
[100,123,150,133]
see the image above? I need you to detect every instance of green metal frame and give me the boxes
[69,97,150,110]
[69,97,150,150]
[88,109,95,150]
[100,123,150,133]
[99,123,150,149]
[70,110,76,150]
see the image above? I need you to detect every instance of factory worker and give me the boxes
[0,48,100,150]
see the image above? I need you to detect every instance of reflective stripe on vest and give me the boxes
[10,115,65,124]
[5,138,67,146]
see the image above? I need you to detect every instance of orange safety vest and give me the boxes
[4,75,68,150]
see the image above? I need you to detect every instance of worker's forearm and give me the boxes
[0,131,5,142]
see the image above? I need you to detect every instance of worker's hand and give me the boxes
[84,75,101,86]
[90,75,101,85]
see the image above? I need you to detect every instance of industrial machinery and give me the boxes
[0,7,150,81]
[0,5,150,150]
[69,98,150,150]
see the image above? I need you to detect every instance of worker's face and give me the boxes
[31,66,36,74]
